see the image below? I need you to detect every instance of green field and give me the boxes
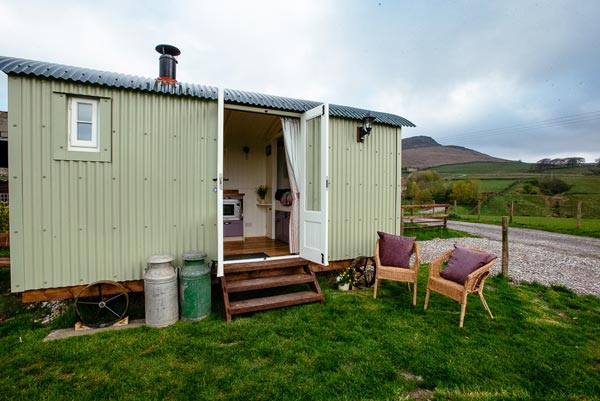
[473,179,518,193]
[423,161,600,224]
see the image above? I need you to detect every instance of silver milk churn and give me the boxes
[144,254,178,328]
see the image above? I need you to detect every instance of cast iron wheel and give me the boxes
[351,256,377,288]
[74,280,129,328]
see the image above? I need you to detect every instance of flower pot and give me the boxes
[338,283,350,291]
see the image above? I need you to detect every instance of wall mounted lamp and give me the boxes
[357,112,376,143]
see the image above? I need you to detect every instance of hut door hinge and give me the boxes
[321,253,324,264]
[325,176,330,190]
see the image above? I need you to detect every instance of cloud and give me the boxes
[1,0,599,162]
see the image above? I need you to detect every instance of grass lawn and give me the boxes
[1,262,599,400]
[455,215,600,239]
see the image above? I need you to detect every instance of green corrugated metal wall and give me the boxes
[8,76,218,292]
[8,75,402,292]
[328,118,402,261]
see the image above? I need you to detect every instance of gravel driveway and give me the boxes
[416,221,600,297]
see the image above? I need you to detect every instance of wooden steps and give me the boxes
[221,257,325,322]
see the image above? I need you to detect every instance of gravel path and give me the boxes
[416,221,600,297]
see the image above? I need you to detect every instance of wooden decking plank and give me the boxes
[228,291,323,315]
[226,274,315,293]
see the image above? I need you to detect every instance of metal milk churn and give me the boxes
[179,251,211,321]
[144,254,179,328]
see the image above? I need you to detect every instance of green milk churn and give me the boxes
[179,251,210,321]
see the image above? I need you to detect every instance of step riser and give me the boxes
[227,275,315,293]
[225,266,307,282]
[229,292,324,315]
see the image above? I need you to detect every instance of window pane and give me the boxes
[77,122,93,141]
[78,102,93,122]
[305,116,321,212]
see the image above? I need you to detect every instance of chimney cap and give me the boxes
[155,44,181,57]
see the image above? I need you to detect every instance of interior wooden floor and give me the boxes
[224,236,292,257]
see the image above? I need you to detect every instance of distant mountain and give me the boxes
[402,135,509,169]
[403,136,442,149]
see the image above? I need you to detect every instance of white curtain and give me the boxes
[281,117,302,254]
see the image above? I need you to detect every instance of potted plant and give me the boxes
[336,266,357,291]
[255,185,269,204]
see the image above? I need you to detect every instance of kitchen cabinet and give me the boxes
[224,220,243,237]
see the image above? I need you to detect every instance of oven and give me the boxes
[223,198,242,221]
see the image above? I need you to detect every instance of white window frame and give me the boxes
[68,97,99,152]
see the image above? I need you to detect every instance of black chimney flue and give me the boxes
[155,44,181,83]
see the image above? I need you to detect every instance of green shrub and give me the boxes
[538,177,572,195]
[0,203,8,233]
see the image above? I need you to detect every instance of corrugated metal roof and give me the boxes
[0,56,219,100]
[0,56,415,127]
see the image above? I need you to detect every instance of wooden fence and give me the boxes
[401,204,450,233]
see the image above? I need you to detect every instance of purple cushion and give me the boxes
[440,246,497,284]
[377,231,416,268]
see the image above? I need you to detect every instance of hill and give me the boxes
[402,135,509,169]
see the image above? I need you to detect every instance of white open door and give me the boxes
[216,88,225,276]
[299,104,329,265]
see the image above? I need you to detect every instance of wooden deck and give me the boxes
[224,236,292,258]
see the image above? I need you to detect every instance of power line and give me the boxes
[437,110,600,142]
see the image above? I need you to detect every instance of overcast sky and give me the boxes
[1,0,599,163]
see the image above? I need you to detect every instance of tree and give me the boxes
[415,188,433,204]
[450,180,480,205]
[564,157,585,167]
[405,170,449,203]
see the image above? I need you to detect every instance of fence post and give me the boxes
[454,200,458,214]
[400,207,404,235]
[477,201,482,220]
[577,201,582,230]
[502,216,509,276]
[510,201,514,223]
